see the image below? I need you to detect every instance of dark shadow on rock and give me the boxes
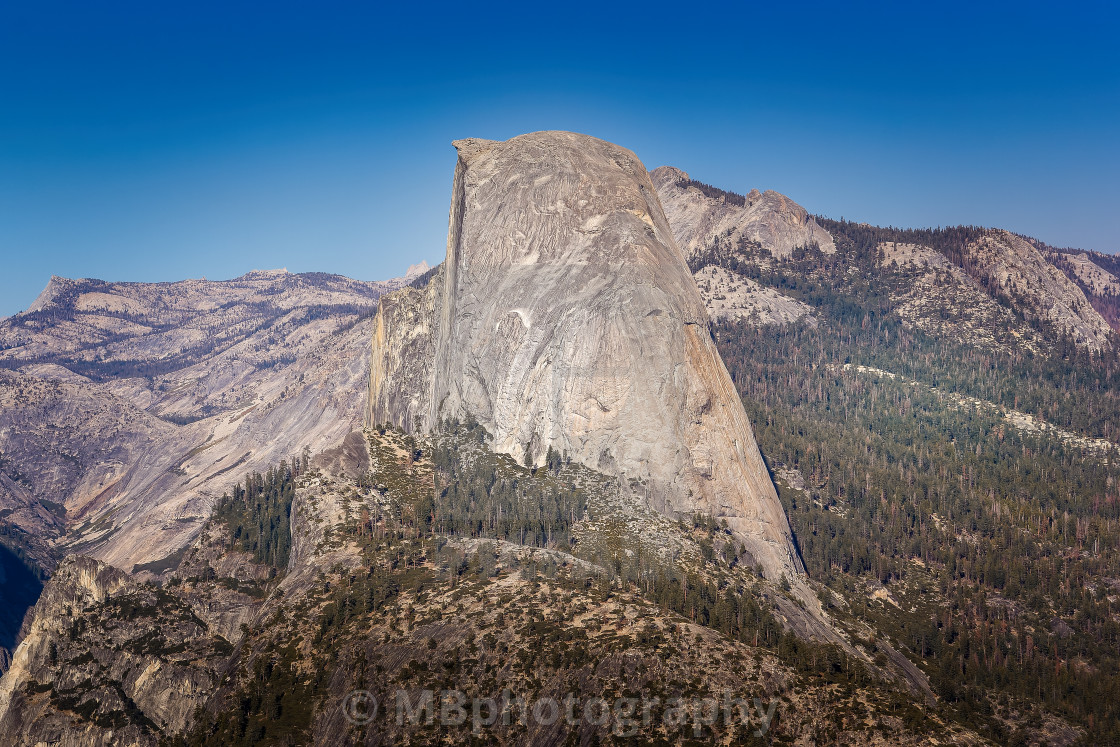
[0,541,45,670]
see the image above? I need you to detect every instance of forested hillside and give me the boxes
[707,233,1120,743]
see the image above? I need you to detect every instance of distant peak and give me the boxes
[26,275,75,313]
[404,260,430,279]
[650,165,690,185]
[239,268,290,280]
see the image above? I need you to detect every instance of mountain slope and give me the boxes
[965,230,1112,350]
[651,169,1113,353]
[0,269,412,567]
[0,427,983,745]
[1045,247,1120,331]
[651,169,1120,743]
[0,270,415,670]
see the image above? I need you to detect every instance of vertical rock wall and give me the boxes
[369,131,803,582]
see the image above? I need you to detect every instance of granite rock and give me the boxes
[369,131,804,583]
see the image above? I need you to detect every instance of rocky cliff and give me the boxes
[365,267,442,434]
[5,131,1110,744]
[0,521,284,745]
[0,556,227,745]
[368,131,803,584]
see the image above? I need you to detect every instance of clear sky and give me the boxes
[2,1,1117,317]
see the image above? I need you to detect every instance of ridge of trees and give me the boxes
[675,176,749,207]
[211,456,308,570]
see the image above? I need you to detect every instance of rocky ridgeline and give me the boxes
[651,166,836,262]
[877,240,1043,351]
[652,166,1114,352]
[966,231,1112,350]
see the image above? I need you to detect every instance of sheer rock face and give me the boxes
[0,557,218,745]
[370,131,803,582]
[650,165,835,260]
[366,269,441,432]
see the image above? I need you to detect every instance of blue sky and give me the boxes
[2,1,1118,316]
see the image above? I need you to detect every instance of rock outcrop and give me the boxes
[1047,249,1120,332]
[877,240,1045,351]
[653,163,1112,352]
[366,268,442,433]
[368,131,803,583]
[0,556,232,745]
[651,165,835,261]
[967,231,1113,351]
[1056,252,1120,297]
[694,265,815,326]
